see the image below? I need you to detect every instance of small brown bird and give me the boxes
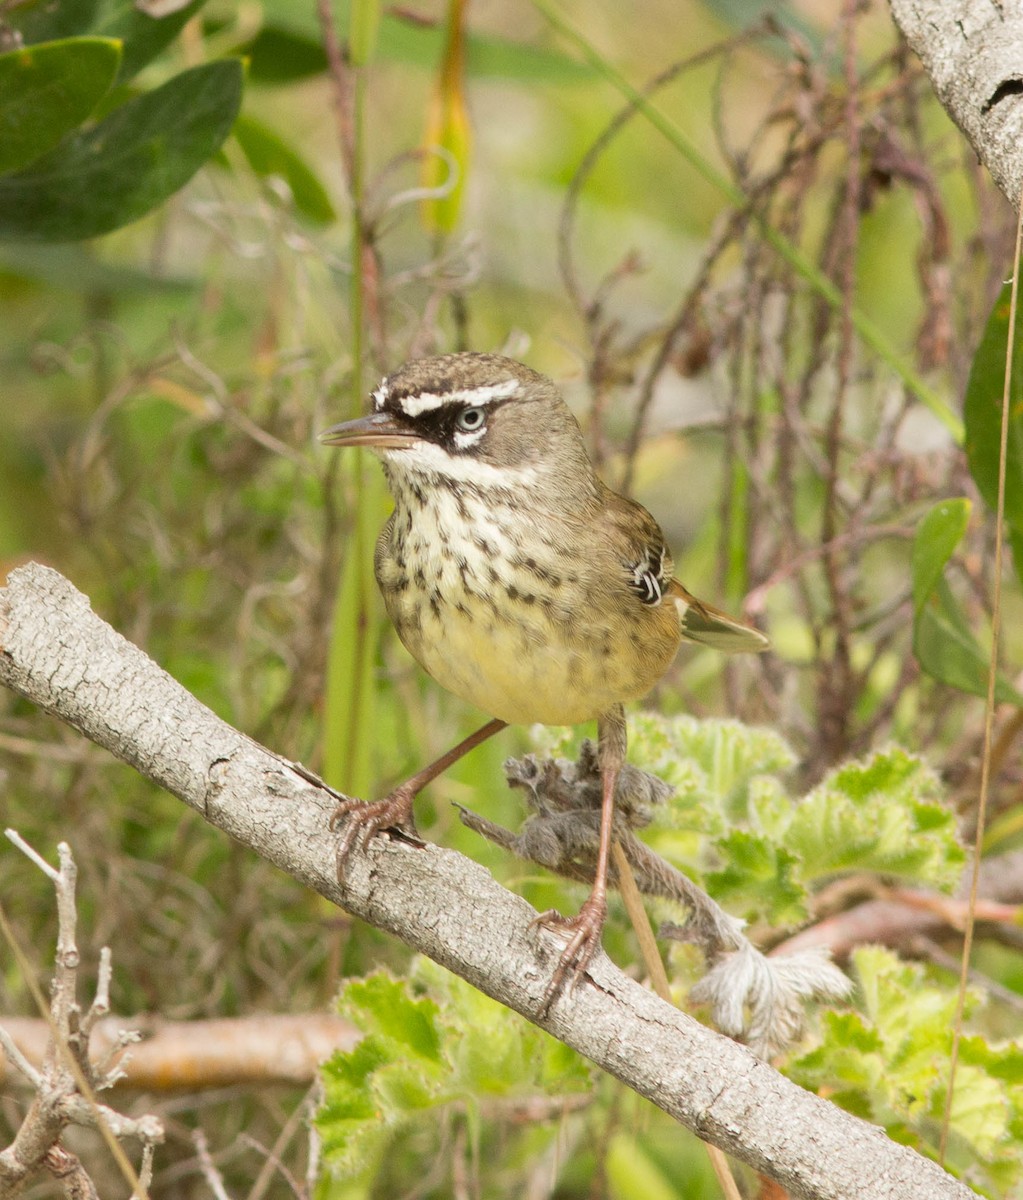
[321,353,767,998]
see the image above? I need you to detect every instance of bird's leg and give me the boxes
[332,717,508,878]
[535,704,626,1006]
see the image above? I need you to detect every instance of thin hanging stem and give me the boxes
[939,198,1023,1163]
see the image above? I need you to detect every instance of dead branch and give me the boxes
[0,1015,357,1093]
[0,835,163,1199]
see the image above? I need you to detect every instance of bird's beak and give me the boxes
[318,411,420,450]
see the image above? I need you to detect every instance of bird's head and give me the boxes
[319,353,598,502]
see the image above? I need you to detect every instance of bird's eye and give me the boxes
[455,406,486,432]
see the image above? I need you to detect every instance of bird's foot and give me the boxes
[330,786,421,881]
[532,892,608,1013]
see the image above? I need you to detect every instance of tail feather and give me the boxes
[668,579,769,654]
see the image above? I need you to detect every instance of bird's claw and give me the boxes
[532,893,608,1014]
[331,788,420,881]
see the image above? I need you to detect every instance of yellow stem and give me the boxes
[611,842,742,1200]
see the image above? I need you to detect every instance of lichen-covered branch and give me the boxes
[0,563,979,1200]
[889,0,1023,207]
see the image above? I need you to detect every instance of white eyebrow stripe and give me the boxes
[371,381,390,411]
[394,378,521,417]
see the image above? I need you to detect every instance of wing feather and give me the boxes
[668,579,769,653]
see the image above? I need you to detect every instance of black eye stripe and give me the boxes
[389,396,515,445]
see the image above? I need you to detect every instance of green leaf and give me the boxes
[0,242,193,292]
[606,1133,679,1200]
[964,275,1023,531]
[421,0,471,235]
[243,14,595,86]
[914,576,1023,705]
[788,747,964,890]
[349,0,381,67]
[10,0,210,83]
[238,25,326,84]
[341,973,443,1063]
[705,829,807,925]
[788,945,1023,1176]
[911,498,971,615]
[626,712,796,811]
[317,964,591,1182]
[232,114,336,224]
[911,498,1023,705]
[0,37,121,173]
[0,58,244,242]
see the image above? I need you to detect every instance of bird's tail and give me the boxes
[668,579,769,654]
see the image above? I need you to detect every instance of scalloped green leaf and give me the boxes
[10,0,209,83]
[341,972,443,1063]
[0,37,121,173]
[627,713,796,805]
[824,948,1020,1170]
[705,829,806,925]
[788,747,964,889]
[317,964,591,1181]
[788,945,1023,1173]
[0,58,243,242]
[232,113,336,224]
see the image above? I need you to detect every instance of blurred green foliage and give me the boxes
[2,0,1023,1196]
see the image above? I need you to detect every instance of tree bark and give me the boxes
[0,564,979,1200]
[889,0,1023,208]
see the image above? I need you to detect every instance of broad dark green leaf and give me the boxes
[964,275,1023,531]
[243,15,594,85]
[0,59,243,242]
[243,26,325,84]
[232,114,336,224]
[0,38,121,173]
[10,0,209,83]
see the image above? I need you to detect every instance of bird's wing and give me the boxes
[596,489,675,606]
[667,578,769,654]
[597,486,768,653]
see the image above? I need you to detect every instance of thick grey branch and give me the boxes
[0,563,978,1200]
[889,0,1023,207]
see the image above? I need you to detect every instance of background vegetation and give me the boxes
[2,0,1022,1196]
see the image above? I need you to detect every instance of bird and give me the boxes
[320,352,768,1001]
